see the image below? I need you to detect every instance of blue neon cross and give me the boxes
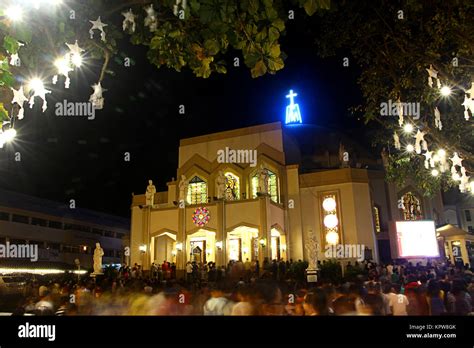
[285,89,302,124]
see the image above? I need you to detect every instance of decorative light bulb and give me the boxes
[406,144,415,153]
[440,86,452,96]
[325,231,339,245]
[5,6,23,21]
[322,197,337,212]
[324,214,339,229]
[403,124,414,133]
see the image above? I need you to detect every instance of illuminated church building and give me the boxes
[130,93,446,273]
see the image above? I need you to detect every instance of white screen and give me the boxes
[395,220,440,258]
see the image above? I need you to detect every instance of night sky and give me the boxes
[0,12,363,218]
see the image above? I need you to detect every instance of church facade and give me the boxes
[130,122,445,272]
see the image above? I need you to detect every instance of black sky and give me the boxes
[0,11,363,218]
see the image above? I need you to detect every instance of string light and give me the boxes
[406,144,415,152]
[440,86,452,96]
[403,123,414,133]
[5,6,23,21]
[431,169,439,177]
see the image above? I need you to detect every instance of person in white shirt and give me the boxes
[388,285,409,315]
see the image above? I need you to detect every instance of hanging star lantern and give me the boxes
[89,82,105,110]
[52,55,73,88]
[396,98,404,126]
[423,150,434,169]
[465,82,474,98]
[144,5,158,32]
[450,152,463,168]
[393,132,401,150]
[11,86,29,120]
[413,130,427,154]
[462,94,474,120]
[459,167,469,192]
[122,9,136,33]
[173,0,187,16]
[29,81,51,112]
[89,17,108,42]
[434,107,442,130]
[66,40,84,57]
[426,65,441,88]
[9,53,20,66]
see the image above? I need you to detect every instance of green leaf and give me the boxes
[267,56,284,71]
[3,36,20,54]
[190,0,200,13]
[251,59,267,78]
[204,39,220,55]
[249,0,259,16]
[268,27,279,42]
[0,103,8,122]
[272,19,285,32]
[304,0,319,16]
[269,43,281,57]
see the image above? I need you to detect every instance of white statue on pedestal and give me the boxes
[216,170,226,200]
[305,230,319,271]
[178,175,188,202]
[93,242,104,274]
[257,165,269,195]
[145,179,156,206]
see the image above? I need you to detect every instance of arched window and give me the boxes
[224,172,240,200]
[187,176,207,205]
[251,169,278,203]
[400,192,422,221]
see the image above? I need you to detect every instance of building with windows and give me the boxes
[0,188,130,271]
[130,122,446,273]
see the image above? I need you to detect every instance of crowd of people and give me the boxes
[8,258,474,316]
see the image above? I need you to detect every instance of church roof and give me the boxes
[180,122,282,146]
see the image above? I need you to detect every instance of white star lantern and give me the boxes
[9,53,20,66]
[396,98,404,127]
[426,65,441,88]
[144,5,158,32]
[122,9,136,33]
[393,132,401,150]
[89,17,108,42]
[434,107,442,130]
[11,86,29,119]
[413,130,427,154]
[52,55,74,88]
[174,0,187,17]
[462,94,474,121]
[423,150,434,169]
[450,152,463,168]
[28,80,51,112]
[90,82,105,110]
[465,82,474,98]
[66,40,85,67]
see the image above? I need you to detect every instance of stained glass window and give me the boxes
[400,192,422,221]
[224,172,240,200]
[187,176,207,205]
[251,169,278,203]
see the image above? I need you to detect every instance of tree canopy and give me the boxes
[314,0,474,196]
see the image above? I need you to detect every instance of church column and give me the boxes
[176,205,186,276]
[259,196,272,263]
[216,200,225,267]
[142,207,152,271]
